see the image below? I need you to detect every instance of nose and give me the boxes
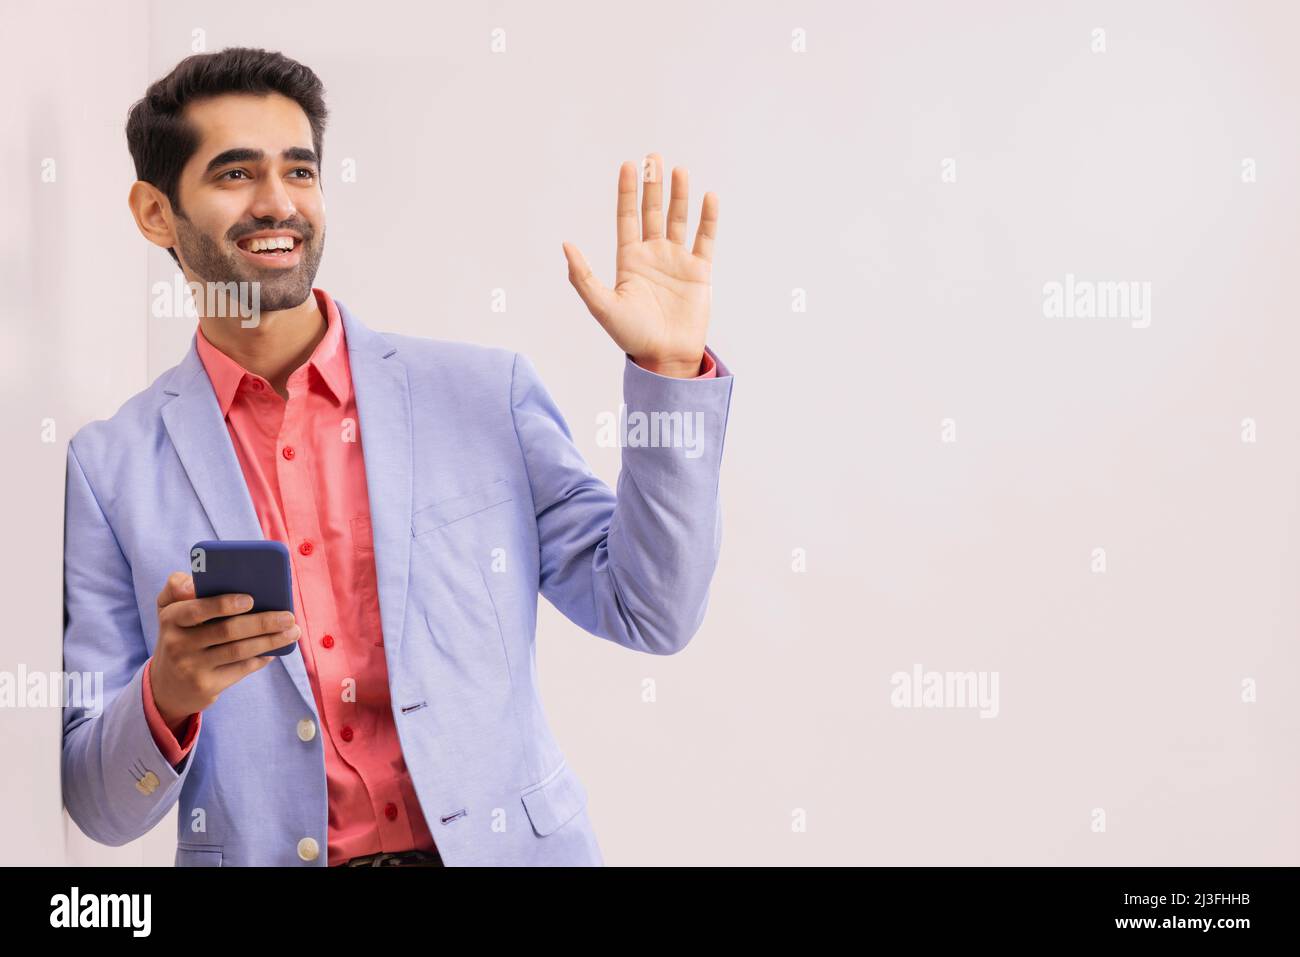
[246,173,297,225]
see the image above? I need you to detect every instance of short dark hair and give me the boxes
[125,47,328,267]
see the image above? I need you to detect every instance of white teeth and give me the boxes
[246,236,295,252]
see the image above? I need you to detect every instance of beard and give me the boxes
[173,213,324,313]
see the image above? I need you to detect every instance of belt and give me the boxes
[341,847,444,867]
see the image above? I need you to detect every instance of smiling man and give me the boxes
[61,47,734,867]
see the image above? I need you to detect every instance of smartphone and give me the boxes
[189,540,297,657]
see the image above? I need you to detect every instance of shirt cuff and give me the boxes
[143,657,200,766]
[631,349,718,379]
[694,350,717,379]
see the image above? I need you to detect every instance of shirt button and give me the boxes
[385,802,399,821]
[297,718,317,742]
[340,725,354,743]
[299,540,313,556]
[250,379,264,392]
[297,837,320,862]
[321,634,335,649]
[282,445,295,460]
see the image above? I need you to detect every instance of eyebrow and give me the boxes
[204,147,319,175]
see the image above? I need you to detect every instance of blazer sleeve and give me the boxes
[62,437,201,846]
[509,346,734,655]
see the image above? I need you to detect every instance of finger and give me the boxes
[640,153,664,241]
[208,624,301,666]
[156,572,194,609]
[200,609,297,649]
[211,650,275,689]
[616,161,639,250]
[562,241,614,325]
[691,191,719,263]
[666,167,689,245]
[165,592,254,629]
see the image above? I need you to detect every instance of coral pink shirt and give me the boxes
[142,286,714,864]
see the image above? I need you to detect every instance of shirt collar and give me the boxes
[195,287,349,417]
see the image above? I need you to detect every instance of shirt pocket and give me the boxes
[351,515,375,550]
[349,515,383,646]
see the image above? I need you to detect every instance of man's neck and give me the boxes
[195,289,326,399]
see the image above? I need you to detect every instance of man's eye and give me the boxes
[221,169,249,180]
[291,168,316,180]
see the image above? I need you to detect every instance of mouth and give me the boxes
[235,234,304,269]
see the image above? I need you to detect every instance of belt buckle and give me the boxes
[343,851,395,867]
[375,850,421,866]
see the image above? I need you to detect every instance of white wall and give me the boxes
[0,0,162,865]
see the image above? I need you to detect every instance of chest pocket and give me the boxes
[412,479,513,536]
[407,480,517,700]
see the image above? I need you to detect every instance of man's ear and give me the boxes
[127,180,178,253]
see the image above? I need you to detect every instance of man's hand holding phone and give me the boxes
[150,572,300,734]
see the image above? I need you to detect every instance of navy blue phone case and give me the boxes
[190,540,296,657]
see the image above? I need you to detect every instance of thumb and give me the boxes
[562,242,613,326]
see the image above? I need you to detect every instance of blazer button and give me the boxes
[297,719,317,742]
[297,837,320,862]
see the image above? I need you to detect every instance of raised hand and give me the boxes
[562,153,719,378]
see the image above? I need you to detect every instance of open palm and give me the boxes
[563,153,719,378]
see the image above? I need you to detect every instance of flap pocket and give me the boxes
[412,479,513,536]
[520,760,588,837]
[175,843,223,867]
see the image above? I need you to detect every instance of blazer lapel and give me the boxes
[336,299,414,665]
[160,338,318,717]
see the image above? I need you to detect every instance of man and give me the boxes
[61,47,734,866]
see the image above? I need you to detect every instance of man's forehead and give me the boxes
[184,92,313,157]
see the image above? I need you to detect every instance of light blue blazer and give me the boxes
[61,299,734,866]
